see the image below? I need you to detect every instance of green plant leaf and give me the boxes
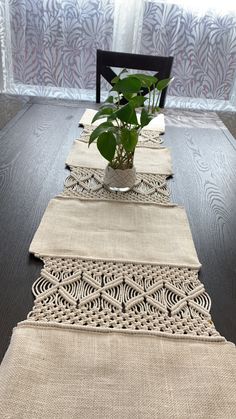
[105,95,114,103]
[129,95,146,108]
[100,103,116,110]
[156,77,173,91]
[122,92,135,101]
[113,76,142,94]
[120,128,138,153]
[91,108,114,123]
[89,121,114,145]
[111,68,128,84]
[106,94,120,106]
[122,93,146,107]
[140,108,152,128]
[152,106,161,114]
[97,132,116,162]
[100,102,115,108]
[110,102,138,125]
[131,74,158,87]
[111,76,119,84]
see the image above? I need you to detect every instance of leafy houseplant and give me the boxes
[89,70,172,191]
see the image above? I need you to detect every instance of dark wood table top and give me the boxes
[0,103,235,362]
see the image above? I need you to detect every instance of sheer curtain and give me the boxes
[113,0,236,110]
[0,0,236,109]
[0,0,114,100]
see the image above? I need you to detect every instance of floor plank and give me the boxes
[217,111,236,140]
[0,104,235,362]
[164,111,236,343]
[0,103,85,361]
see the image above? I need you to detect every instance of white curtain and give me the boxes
[112,0,144,53]
[0,0,114,100]
[0,0,236,109]
[112,0,236,110]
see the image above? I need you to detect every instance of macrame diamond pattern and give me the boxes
[63,167,170,204]
[27,257,219,338]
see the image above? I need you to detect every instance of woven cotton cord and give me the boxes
[26,256,220,339]
[63,167,171,204]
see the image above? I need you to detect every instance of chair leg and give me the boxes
[159,89,167,109]
[96,71,100,103]
[96,52,101,103]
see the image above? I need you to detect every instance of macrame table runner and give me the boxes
[0,109,236,418]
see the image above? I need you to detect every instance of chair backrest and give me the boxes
[96,49,174,108]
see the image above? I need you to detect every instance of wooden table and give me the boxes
[0,103,235,362]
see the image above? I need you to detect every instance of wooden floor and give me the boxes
[0,102,235,362]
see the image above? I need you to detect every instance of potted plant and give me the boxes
[89,70,172,192]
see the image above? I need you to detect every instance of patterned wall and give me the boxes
[140,1,236,100]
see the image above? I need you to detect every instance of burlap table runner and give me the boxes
[0,109,235,418]
[30,197,200,267]
[0,324,236,418]
[66,140,172,175]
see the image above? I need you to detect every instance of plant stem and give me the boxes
[151,83,156,113]
[148,87,151,113]
[154,89,160,112]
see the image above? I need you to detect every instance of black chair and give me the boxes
[96,49,174,108]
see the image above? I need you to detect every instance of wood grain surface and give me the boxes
[164,111,236,344]
[0,103,88,361]
[0,103,235,362]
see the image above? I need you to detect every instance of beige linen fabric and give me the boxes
[30,197,200,267]
[79,108,165,133]
[0,324,235,419]
[66,140,172,175]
